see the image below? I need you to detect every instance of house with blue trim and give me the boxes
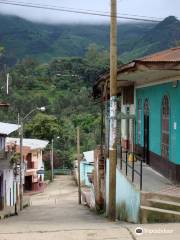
[93,47,180,223]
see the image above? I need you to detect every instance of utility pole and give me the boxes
[51,139,54,182]
[109,0,117,221]
[19,120,24,211]
[77,127,81,204]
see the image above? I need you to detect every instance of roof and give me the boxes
[93,47,180,98]
[0,122,20,136]
[83,151,94,163]
[0,102,10,107]
[138,47,180,63]
[6,137,49,150]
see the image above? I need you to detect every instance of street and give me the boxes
[0,175,179,240]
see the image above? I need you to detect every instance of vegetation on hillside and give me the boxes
[0,15,179,65]
[0,14,155,64]
[0,44,109,168]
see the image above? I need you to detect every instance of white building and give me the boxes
[0,122,20,211]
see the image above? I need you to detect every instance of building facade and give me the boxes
[0,122,20,211]
[6,138,48,192]
[93,47,180,222]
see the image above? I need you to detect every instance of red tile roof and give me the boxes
[0,102,9,107]
[138,47,180,62]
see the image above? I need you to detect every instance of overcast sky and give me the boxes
[0,0,179,24]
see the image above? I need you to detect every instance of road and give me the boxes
[0,175,179,240]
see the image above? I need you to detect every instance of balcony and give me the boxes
[27,161,35,169]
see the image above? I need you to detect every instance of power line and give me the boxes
[22,0,163,21]
[0,0,161,22]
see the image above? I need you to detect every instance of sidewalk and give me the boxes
[0,196,30,220]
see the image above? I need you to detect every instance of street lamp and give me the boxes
[19,106,46,210]
[51,136,60,182]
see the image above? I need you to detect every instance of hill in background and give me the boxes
[0,14,179,65]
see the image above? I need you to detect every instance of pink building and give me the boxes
[6,138,48,192]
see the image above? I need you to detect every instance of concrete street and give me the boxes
[0,175,179,240]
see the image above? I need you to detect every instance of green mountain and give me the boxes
[0,15,180,166]
[0,14,154,64]
[0,14,179,64]
[121,16,180,61]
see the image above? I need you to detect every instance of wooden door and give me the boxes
[162,96,169,160]
[144,99,150,164]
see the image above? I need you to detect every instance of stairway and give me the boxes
[140,192,180,223]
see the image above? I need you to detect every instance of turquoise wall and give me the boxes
[80,161,94,187]
[106,159,140,223]
[136,81,180,164]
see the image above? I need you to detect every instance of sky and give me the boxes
[0,0,179,24]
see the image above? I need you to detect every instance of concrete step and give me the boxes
[140,205,180,223]
[147,198,180,212]
[141,191,180,205]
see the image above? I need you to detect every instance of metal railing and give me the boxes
[118,146,143,190]
[27,161,34,169]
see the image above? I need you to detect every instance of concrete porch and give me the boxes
[120,159,179,193]
[119,158,180,223]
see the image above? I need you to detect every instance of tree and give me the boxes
[24,113,60,141]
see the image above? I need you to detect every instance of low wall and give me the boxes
[106,159,140,223]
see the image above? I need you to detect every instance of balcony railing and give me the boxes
[27,161,35,169]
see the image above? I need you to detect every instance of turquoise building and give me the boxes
[93,47,180,222]
[136,81,180,182]
[80,151,94,187]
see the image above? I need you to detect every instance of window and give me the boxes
[0,137,5,151]
[161,96,169,160]
[137,98,142,145]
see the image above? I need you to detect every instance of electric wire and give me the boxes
[15,0,163,21]
[0,0,162,22]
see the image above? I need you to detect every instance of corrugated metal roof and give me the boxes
[6,137,49,150]
[138,47,180,62]
[0,122,20,135]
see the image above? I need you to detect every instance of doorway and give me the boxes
[144,99,150,165]
[25,176,33,191]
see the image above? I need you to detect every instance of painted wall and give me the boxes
[28,149,44,182]
[106,159,140,223]
[136,81,180,164]
[80,161,94,186]
[3,169,18,207]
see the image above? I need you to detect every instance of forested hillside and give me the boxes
[0,14,180,167]
[0,13,153,64]
[0,14,179,65]
[0,45,109,167]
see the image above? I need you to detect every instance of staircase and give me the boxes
[140,192,180,223]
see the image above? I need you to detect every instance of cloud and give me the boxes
[0,0,179,24]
